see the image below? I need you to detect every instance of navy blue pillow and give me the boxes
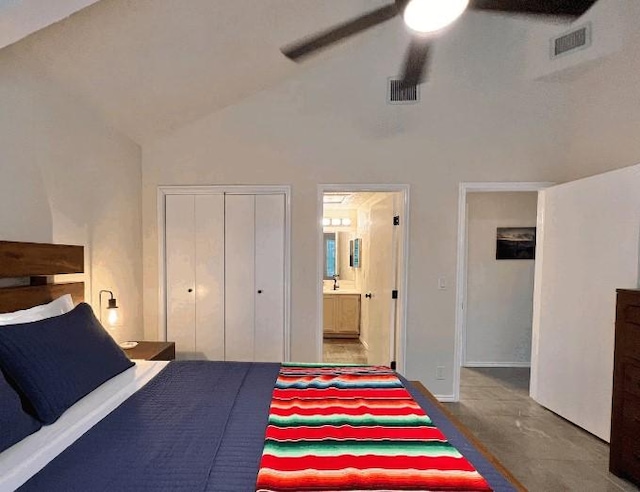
[0,369,42,452]
[0,303,134,425]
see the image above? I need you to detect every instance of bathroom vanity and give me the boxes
[323,292,361,338]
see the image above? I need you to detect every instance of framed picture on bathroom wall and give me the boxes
[350,238,361,268]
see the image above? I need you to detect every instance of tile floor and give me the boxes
[443,367,638,491]
[323,338,368,364]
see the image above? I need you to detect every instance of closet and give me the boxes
[164,191,286,362]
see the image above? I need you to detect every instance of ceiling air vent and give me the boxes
[551,23,591,59]
[388,78,419,104]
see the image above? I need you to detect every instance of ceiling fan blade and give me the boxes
[399,39,430,88]
[281,4,399,61]
[469,0,598,17]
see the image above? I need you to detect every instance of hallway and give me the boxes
[444,368,637,491]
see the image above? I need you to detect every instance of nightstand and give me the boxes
[122,341,176,361]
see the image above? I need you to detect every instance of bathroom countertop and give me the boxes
[322,289,361,295]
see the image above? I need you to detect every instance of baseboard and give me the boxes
[463,361,531,368]
[433,394,456,402]
[359,339,369,350]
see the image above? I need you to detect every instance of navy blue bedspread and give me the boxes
[21,362,516,491]
[21,361,280,492]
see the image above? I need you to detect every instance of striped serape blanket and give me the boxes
[255,364,492,491]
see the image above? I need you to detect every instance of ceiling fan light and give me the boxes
[403,0,469,34]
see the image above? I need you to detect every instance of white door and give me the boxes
[194,194,225,360]
[366,195,396,366]
[166,194,225,359]
[532,166,640,440]
[254,194,285,362]
[165,192,286,362]
[224,193,285,362]
[224,195,256,362]
[166,194,197,358]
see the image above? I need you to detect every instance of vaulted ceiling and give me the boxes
[0,0,100,49]
[2,0,600,145]
[3,0,393,143]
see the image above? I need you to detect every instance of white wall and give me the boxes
[141,11,577,397]
[525,0,625,82]
[559,0,640,178]
[0,46,143,341]
[465,192,538,367]
[531,164,640,441]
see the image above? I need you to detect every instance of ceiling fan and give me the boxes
[281,0,598,87]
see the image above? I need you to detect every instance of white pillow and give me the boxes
[0,295,75,326]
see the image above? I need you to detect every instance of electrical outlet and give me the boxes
[436,366,445,380]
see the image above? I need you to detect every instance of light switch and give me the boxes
[438,277,446,290]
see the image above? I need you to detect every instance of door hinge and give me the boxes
[391,290,398,299]
[393,215,400,226]
[390,360,397,370]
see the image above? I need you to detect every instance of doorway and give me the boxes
[317,185,409,373]
[454,182,552,401]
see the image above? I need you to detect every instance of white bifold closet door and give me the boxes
[165,193,284,362]
[225,194,284,362]
[166,194,224,360]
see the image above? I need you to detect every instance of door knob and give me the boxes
[257,290,263,294]
[365,293,372,299]
[188,288,193,293]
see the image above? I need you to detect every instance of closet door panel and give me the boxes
[224,195,255,362]
[195,194,225,360]
[165,194,196,358]
[255,194,285,362]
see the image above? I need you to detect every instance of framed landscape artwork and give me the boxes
[496,227,536,260]
[349,238,361,268]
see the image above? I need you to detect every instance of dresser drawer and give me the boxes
[623,305,640,326]
[623,364,640,398]
[617,322,640,360]
[621,436,640,483]
[622,396,640,439]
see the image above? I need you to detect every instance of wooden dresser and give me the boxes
[610,289,640,485]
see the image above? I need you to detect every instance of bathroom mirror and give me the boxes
[324,232,357,281]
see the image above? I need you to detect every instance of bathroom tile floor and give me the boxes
[443,367,638,492]
[323,338,368,364]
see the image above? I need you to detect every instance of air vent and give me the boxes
[551,23,591,59]
[388,78,419,104]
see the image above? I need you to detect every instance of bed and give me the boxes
[0,240,524,491]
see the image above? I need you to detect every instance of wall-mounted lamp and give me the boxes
[98,290,119,326]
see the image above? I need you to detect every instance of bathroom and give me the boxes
[321,191,404,366]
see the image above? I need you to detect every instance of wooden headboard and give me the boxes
[0,241,84,313]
